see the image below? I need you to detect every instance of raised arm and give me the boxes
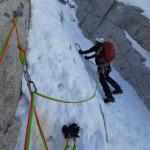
[81,45,98,54]
[85,54,96,59]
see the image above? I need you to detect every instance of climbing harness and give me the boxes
[97,62,111,77]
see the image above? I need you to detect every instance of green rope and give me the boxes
[0,26,12,57]
[0,18,18,57]
[26,92,35,150]
[35,73,99,104]
[73,138,77,150]
[64,139,70,150]
[34,107,48,150]
[19,49,26,64]
[39,129,47,150]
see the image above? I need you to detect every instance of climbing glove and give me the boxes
[78,50,84,55]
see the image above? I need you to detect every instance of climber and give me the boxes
[79,37,123,103]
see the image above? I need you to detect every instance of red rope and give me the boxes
[24,96,32,150]
[0,24,15,63]
[18,45,27,61]
[12,20,20,44]
[34,107,48,150]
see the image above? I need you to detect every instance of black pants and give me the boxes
[98,64,121,97]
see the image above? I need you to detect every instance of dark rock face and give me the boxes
[75,0,115,35]
[0,0,30,149]
[75,0,150,110]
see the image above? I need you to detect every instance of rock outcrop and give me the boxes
[74,0,150,110]
[0,0,30,149]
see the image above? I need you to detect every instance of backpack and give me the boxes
[96,41,115,63]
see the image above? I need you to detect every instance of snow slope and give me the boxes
[15,0,150,150]
[117,0,150,20]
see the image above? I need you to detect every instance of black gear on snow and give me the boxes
[62,125,70,139]
[68,123,80,138]
[62,123,80,139]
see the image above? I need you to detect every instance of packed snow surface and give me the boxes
[117,0,150,20]
[15,0,150,150]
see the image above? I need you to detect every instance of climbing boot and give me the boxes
[112,88,123,95]
[103,95,115,103]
